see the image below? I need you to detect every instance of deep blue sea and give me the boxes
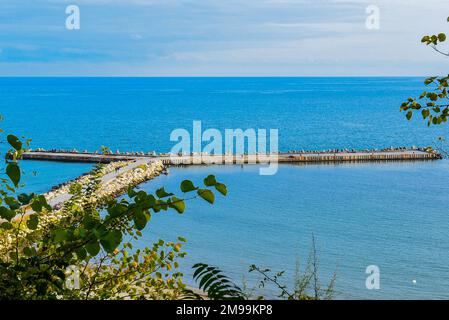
[1,77,449,299]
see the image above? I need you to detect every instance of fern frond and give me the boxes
[192,263,245,300]
[179,289,204,300]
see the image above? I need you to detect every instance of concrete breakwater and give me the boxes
[21,148,442,165]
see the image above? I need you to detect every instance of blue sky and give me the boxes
[1,0,449,76]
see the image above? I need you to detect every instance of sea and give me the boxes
[1,77,449,299]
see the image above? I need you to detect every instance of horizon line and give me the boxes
[0,75,430,78]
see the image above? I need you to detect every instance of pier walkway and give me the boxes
[21,148,442,165]
[8,147,441,216]
[47,158,153,208]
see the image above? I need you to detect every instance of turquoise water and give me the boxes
[2,77,449,299]
[18,160,92,195]
[0,77,448,152]
[136,162,449,300]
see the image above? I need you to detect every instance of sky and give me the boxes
[1,0,449,76]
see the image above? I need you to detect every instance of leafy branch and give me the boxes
[401,17,449,125]
[0,118,229,300]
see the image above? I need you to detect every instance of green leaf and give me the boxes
[170,197,185,214]
[7,134,22,151]
[34,195,51,212]
[422,109,430,119]
[6,163,20,187]
[424,77,435,85]
[215,183,228,196]
[85,241,101,256]
[180,180,197,193]
[0,222,13,230]
[23,247,35,257]
[83,213,99,230]
[153,200,168,212]
[26,214,39,230]
[406,110,413,120]
[8,252,18,261]
[107,203,127,218]
[75,247,87,260]
[142,195,156,208]
[18,193,33,205]
[204,175,217,187]
[433,116,439,124]
[93,225,108,239]
[428,92,438,101]
[421,35,430,43]
[198,189,215,204]
[100,230,122,253]
[40,195,50,208]
[0,206,15,221]
[53,229,68,243]
[135,191,148,202]
[31,199,42,212]
[127,187,137,198]
[133,210,149,230]
[4,197,19,210]
[156,187,174,198]
[5,184,15,193]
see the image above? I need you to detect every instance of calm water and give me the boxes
[2,77,449,299]
[136,162,449,300]
[0,77,448,152]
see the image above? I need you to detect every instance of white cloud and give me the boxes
[1,0,449,75]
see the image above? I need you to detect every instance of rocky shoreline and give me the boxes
[47,159,166,209]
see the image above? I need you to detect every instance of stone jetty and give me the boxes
[47,159,166,209]
[21,147,442,165]
[2,159,166,226]
[2,147,441,225]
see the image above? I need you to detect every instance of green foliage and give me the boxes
[190,237,337,301]
[1,115,335,301]
[180,180,197,193]
[169,196,185,214]
[215,183,227,196]
[6,163,20,187]
[191,263,245,300]
[421,33,447,46]
[249,236,336,300]
[100,146,111,155]
[204,175,217,186]
[0,116,229,299]
[7,134,22,152]
[401,16,449,126]
[400,75,449,126]
[26,214,39,230]
[198,189,215,204]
